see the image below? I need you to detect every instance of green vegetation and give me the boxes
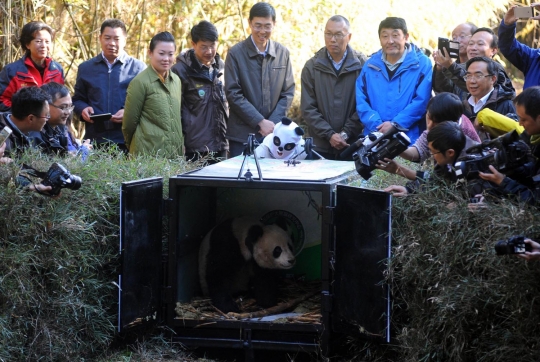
[0,149,194,361]
[3,1,540,361]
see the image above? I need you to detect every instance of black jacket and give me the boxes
[432,61,515,101]
[0,112,33,157]
[28,123,68,156]
[171,50,228,153]
[462,84,517,123]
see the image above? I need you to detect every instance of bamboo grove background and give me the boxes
[1,0,532,98]
[3,1,540,361]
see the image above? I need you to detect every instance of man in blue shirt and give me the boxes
[73,19,146,152]
[498,4,540,89]
[356,17,432,143]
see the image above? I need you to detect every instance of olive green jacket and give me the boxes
[123,67,183,157]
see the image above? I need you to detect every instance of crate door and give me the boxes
[333,185,391,342]
[118,177,163,332]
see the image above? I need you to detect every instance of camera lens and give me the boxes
[494,240,511,255]
[66,175,82,190]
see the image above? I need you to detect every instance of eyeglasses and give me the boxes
[32,114,51,120]
[252,24,273,32]
[463,73,494,81]
[50,104,75,113]
[324,32,348,40]
[429,150,442,156]
[452,34,471,41]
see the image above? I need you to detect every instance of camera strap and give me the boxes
[18,164,52,197]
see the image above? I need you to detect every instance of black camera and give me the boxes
[340,123,411,180]
[495,235,532,255]
[438,37,460,59]
[42,162,82,196]
[22,162,82,196]
[455,131,532,180]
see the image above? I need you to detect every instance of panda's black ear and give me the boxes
[245,224,264,252]
[295,127,304,136]
[273,216,288,232]
[281,117,292,126]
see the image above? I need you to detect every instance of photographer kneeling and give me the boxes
[476,86,540,205]
[0,86,59,196]
[385,121,466,196]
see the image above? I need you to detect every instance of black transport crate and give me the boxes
[118,158,392,359]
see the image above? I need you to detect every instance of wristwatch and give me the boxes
[339,131,348,141]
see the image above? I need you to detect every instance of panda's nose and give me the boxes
[278,147,283,151]
[289,258,296,265]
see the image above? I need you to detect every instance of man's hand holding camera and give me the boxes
[478,164,506,186]
[433,47,454,70]
[0,142,13,165]
[517,239,540,261]
[504,3,540,25]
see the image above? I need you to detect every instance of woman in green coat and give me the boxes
[123,32,183,157]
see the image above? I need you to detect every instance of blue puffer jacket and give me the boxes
[355,43,432,143]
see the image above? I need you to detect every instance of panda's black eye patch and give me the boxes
[273,136,281,146]
[284,142,295,151]
[273,246,282,258]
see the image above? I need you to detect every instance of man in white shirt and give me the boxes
[462,56,516,139]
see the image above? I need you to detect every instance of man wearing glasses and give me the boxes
[301,15,366,160]
[433,27,515,101]
[462,56,516,139]
[432,22,476,95]
[225,2,295,157]
[356,17,432,143]
[31,82,92,155]
[0,86,51,156]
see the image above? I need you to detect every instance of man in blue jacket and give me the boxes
[498,4,540,89]
[73,19,146,152]
[356,17,432,143]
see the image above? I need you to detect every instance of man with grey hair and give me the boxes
[301,15,366,159]
[432,22,477,96]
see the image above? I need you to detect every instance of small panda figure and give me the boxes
[199,217,296,313]
[255,117,307,160]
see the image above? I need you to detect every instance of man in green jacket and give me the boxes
[301,15,366,160]
[225,2,295,157]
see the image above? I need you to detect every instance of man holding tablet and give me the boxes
[73,19,146,152]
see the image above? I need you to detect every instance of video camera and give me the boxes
[340,122,411,180]
[455,131,532,180]
[495,235,532,255]
[22,162,82,196]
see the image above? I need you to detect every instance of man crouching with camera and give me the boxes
[477,86,540,205]
[0,87,61,196]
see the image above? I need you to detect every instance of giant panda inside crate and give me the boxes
[118,158,392,360]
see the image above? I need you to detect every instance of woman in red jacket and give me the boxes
[0,21,64,112]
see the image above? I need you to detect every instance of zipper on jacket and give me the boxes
[108,67,112,114]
